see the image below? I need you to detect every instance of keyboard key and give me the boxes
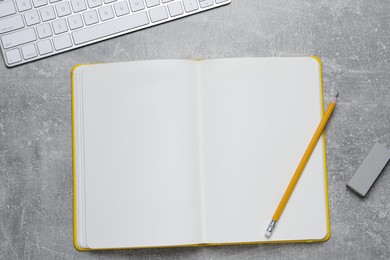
[32,0,48,8]
[1,28,36,49]
[98,6,114,21]
[83,10,99,25]
[68,14,84,30]
[167,1,183,17]
[182,0,198,12]
[25,10,41,26]
[55,2,72,17]
[215,0,228,3]
[87,0,102,8]
[36,23,52,38]
[49,0,62,3]
[161,0,173,2]
[149,6,168,23]
[145,0,159,8]
[0,15,24,34]
[73,11,149,45]
[71,0,87,12]
[103,0,117,4]
[37,39,53,54]
[199,0,213,8]
[52,33,72,50]
[52,19,68,34]
[5,49,22,64]
[129,0,145,12]
[21,44,37,59]
[113,1,130,17]
[16,0,33,12]
[40,6,56,21]
[0,1,17,18]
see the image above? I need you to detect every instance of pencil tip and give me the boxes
[336,92,339,98]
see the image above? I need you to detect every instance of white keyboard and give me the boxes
[0,0,230,67]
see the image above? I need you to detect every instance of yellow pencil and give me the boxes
[265,93,339,238]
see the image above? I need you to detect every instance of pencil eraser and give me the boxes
[347,143,390,197]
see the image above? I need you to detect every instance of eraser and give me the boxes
[347,143,390,197]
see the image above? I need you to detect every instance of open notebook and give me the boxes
[72,57,330,250]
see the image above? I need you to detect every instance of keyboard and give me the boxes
[0,0,231,67]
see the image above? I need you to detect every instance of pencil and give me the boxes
[265,93,339,238]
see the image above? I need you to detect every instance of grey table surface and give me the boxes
[1,0,390,259]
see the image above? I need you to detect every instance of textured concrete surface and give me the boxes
[1,0,390,259]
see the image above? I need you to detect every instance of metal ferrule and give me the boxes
[266,220,277,233]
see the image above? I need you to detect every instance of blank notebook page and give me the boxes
[198,57,328,243]
[78,61,203,248]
